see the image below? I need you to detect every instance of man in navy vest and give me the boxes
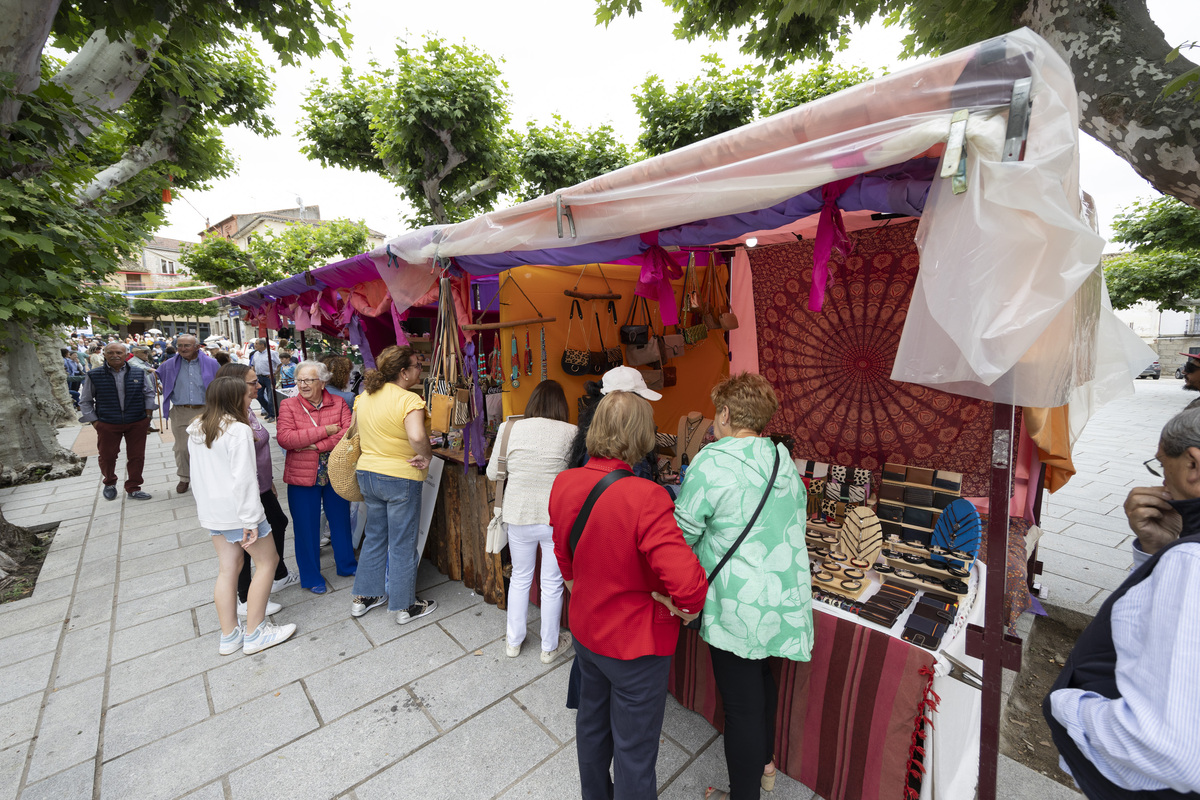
[78,342,157,501]
[1044,408,1200,798]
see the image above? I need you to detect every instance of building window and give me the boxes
[159,258,176,275]
[126,275,145,291]
[198,323,210,340]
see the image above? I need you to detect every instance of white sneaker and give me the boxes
[242,621,297,655]
[218,624,244,656]
[541,631,573,664]
[506,642,521,658]
[237,598,282,618]
[320,534,331,547]
[271,573,299,593]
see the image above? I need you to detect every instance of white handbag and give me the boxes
[485,416,522,554]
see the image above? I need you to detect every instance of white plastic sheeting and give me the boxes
[374,27,1144,409]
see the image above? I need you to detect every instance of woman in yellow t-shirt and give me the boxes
[350,346,436,624]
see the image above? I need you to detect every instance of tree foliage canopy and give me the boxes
[635,57,873,156]
[1104,197,1200,311]
[0,0,350,340]
[513,117,638,201]
[300,37,513,226]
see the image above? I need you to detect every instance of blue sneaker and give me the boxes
[218,624,244,656]
[242,621,296,655]
[309,583,327,595]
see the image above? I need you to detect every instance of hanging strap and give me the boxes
[565,299,590,348]
[706,447,781,583]
[624,295,650,327]
[492,415,524,513]
[569,469,634,553]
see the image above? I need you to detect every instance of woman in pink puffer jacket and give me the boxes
[276,360,356,594]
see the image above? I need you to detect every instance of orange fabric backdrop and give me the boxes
[496,264,730,432]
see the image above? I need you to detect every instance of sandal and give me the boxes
[762,767,777,792]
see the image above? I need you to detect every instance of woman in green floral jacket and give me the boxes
[659,372,813,800]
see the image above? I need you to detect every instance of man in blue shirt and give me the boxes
[157,334,219,494]
[1045,407,1200,798]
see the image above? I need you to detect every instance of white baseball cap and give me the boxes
[600,366,662,401]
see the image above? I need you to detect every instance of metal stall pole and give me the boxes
[967,75,1034,800]
[969,404,1024,800]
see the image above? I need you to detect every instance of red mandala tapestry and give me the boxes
[751,220,994,496]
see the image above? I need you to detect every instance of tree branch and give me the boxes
[0,0,62,127]
[52,27,164,141]
[1022,0,1200,207]
[75,94,193,204]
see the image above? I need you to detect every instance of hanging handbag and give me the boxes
[560,299,590,376]
[705,253,740,331]
[620,296,651,345]
[429,277,472,431]
[700,253,721,330]
[590,304,613,375]
[485,415,523,554]
[328,409,364,502]
[600,301,623,370]
[641,368,664,391]
[680,253,709,345]
[684,447,781,630]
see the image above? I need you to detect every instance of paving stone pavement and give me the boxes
[3,378,1179,800]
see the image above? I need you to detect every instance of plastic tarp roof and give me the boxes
[231,27,1149,409]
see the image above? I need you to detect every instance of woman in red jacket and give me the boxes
[550,390,708,800]
[276,360,357,594]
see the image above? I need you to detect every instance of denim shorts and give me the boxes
[209,519,271,544]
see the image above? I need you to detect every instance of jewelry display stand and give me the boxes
[673,412,712,471]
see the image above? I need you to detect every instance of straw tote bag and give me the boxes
[329,409,363,502]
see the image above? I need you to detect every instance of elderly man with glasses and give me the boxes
[1044,407,1200,798]
[78,342,157,501]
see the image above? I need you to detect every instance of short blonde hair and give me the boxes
[711,372,779,433]
[586,392,655,465]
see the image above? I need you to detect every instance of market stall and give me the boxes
[229,27,1153,800]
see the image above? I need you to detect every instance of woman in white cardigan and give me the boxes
[188,376,296,656]
[487,379,577,663]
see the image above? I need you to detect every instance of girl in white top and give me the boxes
[486,379,577,663]
[188,376,296,656]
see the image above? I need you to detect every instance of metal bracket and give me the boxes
[555,195,576,239]
[940,109,970,194]
[944,653,983,689]
[966,624,1024,672]
[1002,77,1033,163]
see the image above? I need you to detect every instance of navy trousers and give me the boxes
[573,638,672,800]
[287,482,356,590]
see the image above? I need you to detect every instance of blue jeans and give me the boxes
[256,374,276,418]
[287,482,356,590]
[354,470,423,611]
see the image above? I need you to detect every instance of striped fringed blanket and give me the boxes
[668,609,936,800]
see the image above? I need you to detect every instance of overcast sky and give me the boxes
[158,0,1197,251]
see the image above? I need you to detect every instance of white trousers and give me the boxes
[505,523,563,650]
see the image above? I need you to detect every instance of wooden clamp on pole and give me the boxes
[463,316,556,331]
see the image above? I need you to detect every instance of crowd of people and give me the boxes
[58,324,1200,799]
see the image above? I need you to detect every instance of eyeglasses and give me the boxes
[1144,457,1163,477]
[297,378,321,385]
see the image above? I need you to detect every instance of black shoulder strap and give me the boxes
[569,469,634,553]
[708,447,781,582]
